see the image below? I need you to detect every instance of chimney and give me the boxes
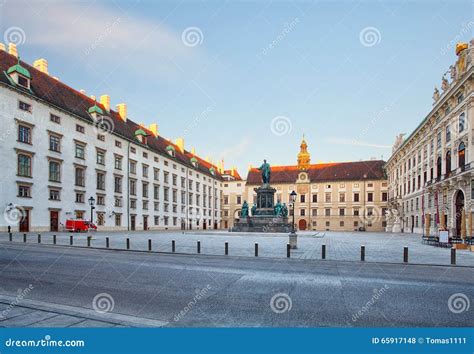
[90,95,96,101]
[191,147,196,155]
[33,58,48,74]
[79,89,86,95]
[100,94,110,112]
[0,43,5,51]
[175,137,184,153]
[149,123,158,136]
[116,103,127,121]
[8,43,17,57]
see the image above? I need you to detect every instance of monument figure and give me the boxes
[241,201,249,218]
[258,159,271,184]
[274,201,282,216]
[251,203,257,216]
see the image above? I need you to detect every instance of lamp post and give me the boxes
[289,190,297,249]
[88,196,95,224]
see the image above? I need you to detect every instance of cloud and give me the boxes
[326,137,391,149]
[1,1,201,79]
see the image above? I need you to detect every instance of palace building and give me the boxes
[221,137,388,232]
[385,40,474,236]
[0,44,225,232]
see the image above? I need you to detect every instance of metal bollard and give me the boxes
[87,236,91,247]
[9,232,12,242]
[403,247,408,263]
[451,248,456,265]
[225,242,229,255]
[361,245,365,261]
[148,239,152,252]
[322,244,326,260]
[287,243,291,258]
[53,235,57,245]
[37,234,41,244]
[172,240,175,253]
[197,241,201,254]
[23,233,26,243]
[126,238,130,250]
[106,237,110,249]
[255,243,259,257]
[70,235,73,246]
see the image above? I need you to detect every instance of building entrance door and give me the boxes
[143,216,148,230]
[130,215,136,231]
[298,219,307,230]
[50,211,59,232]
[19,209,29,232]
[455,190,465,236]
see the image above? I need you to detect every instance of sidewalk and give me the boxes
[0,295,168,328]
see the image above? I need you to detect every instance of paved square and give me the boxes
[4,231,474,266]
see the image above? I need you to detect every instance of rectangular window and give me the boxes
[18,101,32,112]
[300,209,306,216]
[76,124,85,133]
[130,179,137,196]
[339,208,345,216]
[325,208,330,216]
[382,192,388,202]
[114,155,122,170]
[339,193,345,202]
[18,125,31,144]
[49,189,60,201]
[18,185,31,198]
[49,134,61,152]
[17,154,31,177]
[130,161,137,174]
[115,214,121,227]
[75,167,85,186]
[354,193,360,202]
[312,209,317,216]
[115,140,122,148]
[367,192,373,202]
[143,182,149,198]
[49,161,61,182]
[300,195,306,203]
[114,176,122,193]
[459,113,466,133]
[75,192,84,203]
[354,208,359,216]
[312,194,317,203]
[96,150,105,165]
[325,193,331,203]
[75,143,85,159]
[50,114,61,124]
[97,196,106,205]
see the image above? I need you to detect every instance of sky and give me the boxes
[1,0,473,176]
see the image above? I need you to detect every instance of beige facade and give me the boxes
[385,40,474,236]
[223,139,388,232]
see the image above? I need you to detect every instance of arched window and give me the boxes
[445,150,451,176]
[437,156,442,179]
[459,142,466,170]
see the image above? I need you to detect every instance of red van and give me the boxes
[65,219,97,232]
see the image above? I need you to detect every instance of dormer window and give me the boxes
[166,145,175,157]
[17,75,29,88]
[88,103,104,120]
[134,129,148,145]
[6,58,31,90]
[190,157,198,168]
[209,167,215,176]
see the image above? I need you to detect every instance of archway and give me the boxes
[455,190,465,237]
[298,219,307,231]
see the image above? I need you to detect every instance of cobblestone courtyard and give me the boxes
[3,230,473,266]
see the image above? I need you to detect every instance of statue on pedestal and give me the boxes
[251,203,257,216]
[282,203,289,217]
[241,201,249,218]
[258,159,271,184]
[274,201,282,216]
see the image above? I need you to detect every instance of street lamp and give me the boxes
[88,196,95,224]
[289,190,297,249]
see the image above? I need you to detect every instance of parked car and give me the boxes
[65,219,97,232]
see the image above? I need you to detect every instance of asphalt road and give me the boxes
[0,242,472,327]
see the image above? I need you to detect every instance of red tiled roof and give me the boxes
[246,160,386,185]
[223,169,243,181]
[0,51,222,180]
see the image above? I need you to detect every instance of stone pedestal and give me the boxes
[232,183,292,233]
[392,222,401,233]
